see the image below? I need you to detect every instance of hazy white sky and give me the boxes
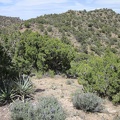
[0,0,120,20]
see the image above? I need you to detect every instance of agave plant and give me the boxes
[15,75,34,101]
[0,80,17,105]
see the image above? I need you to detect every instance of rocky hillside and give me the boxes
[1,8,120,55]
[0,16,22,34]
[21,8,120,55]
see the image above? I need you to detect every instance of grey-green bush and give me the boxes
[72,92,103,112]
[35,96,66,120]
[10,96,66,120]
[10,100,34,120]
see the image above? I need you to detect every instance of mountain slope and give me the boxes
[21,8,120,55]
[1,8,120,55]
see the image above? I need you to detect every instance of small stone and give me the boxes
[107,108,117,114]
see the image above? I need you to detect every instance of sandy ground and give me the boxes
[0,75,120,120]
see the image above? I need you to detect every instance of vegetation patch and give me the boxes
[69,52,120,104]
[72,92,103,112]
[10,96,66,120]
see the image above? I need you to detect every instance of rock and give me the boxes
[106,108,117,114]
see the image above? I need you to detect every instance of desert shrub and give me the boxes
[72,92,103,112]
[0,44,18,85]
[10,97,66,120]
[44,30,48,35]
[38,24,44,32]
[47,26,52,32]
[24,21,30,28]
[14,31,75,74]
[37,18,46,24]
[67,53,90,78]
[61,36,71,45]
[77,52,120,104]
[112,92,120,105]
[10,100,34,120]
[66,79,74,85]
[0,44,19,105]
[111,48,118,53]
[47,70,55,78]
[36,71,43,79]
[35,96,66,120]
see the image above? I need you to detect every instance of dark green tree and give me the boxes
[0,43,17,81]
[13,31,75,74]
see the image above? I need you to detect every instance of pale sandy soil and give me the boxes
[0,75,120,120]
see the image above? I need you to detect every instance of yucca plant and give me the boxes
[0,80,17,105]
[15,75,34,101]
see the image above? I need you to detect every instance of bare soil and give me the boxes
[0,76,120,120]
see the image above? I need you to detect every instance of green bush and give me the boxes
[77,52,120,104]
[24,21,30,28]
[67,53,90,78]
[112,92,120,105]
[72,92,103,112]
[38,24,44,32]
[0,43,18,85]
[36,71,43,79]
[0,44,19,105]
[14,31,75,74]
[35,97,66,120]
[47,70,55,78]
[47,26,52,32]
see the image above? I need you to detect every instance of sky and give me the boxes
[0,0,120,20]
